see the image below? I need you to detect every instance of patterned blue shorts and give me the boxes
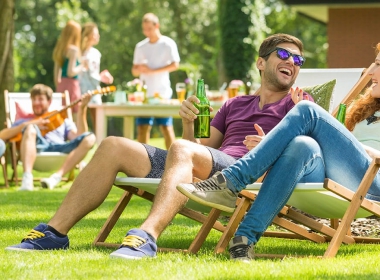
[142,144,237,179]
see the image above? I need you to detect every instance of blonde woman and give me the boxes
[79,22,113,105]
[53,20,84,118]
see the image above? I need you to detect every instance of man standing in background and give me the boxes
[132,13,180,149]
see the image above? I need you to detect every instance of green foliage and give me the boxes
[217,0,327,86]
[264,0,327,68]
[218,0,258,83]
[12,0,327,93]
[13,0,219,91]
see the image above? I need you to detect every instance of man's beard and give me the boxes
[265,70,295,91]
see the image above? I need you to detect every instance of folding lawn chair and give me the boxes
[3,90,75,185]
[93,177,237,253]
[214,64,380,258]
[215,160,380,259]
[94,65,376,257]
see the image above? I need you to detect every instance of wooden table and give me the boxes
[88,101,224,145]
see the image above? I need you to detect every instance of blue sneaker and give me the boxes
[5,223,69,251]
[110,229,157,260]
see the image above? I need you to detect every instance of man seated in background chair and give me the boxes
[5,34,311,258]
[0,84,96,191]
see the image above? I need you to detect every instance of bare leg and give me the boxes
[159,125,176,149]
[54,134,96,177]
[48,136,152,234]
[140,139,213,239]
[20,125,37,173]
[137,125,151,144]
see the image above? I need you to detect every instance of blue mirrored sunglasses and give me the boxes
[263,47,305,67]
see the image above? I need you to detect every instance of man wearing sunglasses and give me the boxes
[6,34,313,260]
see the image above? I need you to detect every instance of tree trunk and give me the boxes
[0,0,15,129]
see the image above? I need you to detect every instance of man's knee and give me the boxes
[294,100,321,114]
[169,139,195,157]
[23,124,37,137]
[288,136,321,154]
[99,136,124,150]
[81,133,96,149]
[97,136,140,156]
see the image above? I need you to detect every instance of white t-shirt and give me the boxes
[133,36,180,99]
[352,111,380,151]
[79,47,102,104]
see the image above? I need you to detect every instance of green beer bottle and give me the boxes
[194,79,210,138]
[336,103,346,126]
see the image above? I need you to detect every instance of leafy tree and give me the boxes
[14,0,90,91]
[13,0,219,92]
[10,0,327,96]
[264,0,327,68]
[218,0,257,83]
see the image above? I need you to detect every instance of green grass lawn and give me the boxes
[1,138,380,279]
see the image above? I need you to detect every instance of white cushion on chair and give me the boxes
[33,152,68,172]
[245,182,377,219]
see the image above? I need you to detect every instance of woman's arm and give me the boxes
[54,63,61,88]
[66,46,84,78]
[362,143,380,159]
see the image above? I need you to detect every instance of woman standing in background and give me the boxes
[79,22,113,127]
[53,20,84,120]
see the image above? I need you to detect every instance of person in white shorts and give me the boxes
[79,22,114,128]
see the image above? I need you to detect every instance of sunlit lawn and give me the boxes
[1,138,380,279]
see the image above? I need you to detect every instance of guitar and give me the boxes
[11,85,116,143]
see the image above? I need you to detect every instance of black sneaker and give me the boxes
[110,229,157,260]
[229,236,254,262]
[5,223,69,251]
[176,171,237,213]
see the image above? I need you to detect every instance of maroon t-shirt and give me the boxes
[211,93,313,158]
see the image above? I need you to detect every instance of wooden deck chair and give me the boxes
[94,66,375,255]
[93,177,237,253]
[4,90,75,186]
[214,64,379,258]
[215,157,380,259]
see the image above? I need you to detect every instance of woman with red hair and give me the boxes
[346,43,380,154]
[53,20,84,120]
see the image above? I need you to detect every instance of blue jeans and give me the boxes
[221,101,380,244]
[0,139,5,157]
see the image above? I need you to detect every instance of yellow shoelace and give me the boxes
[23,229,45,240]
[121,235,146,248]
